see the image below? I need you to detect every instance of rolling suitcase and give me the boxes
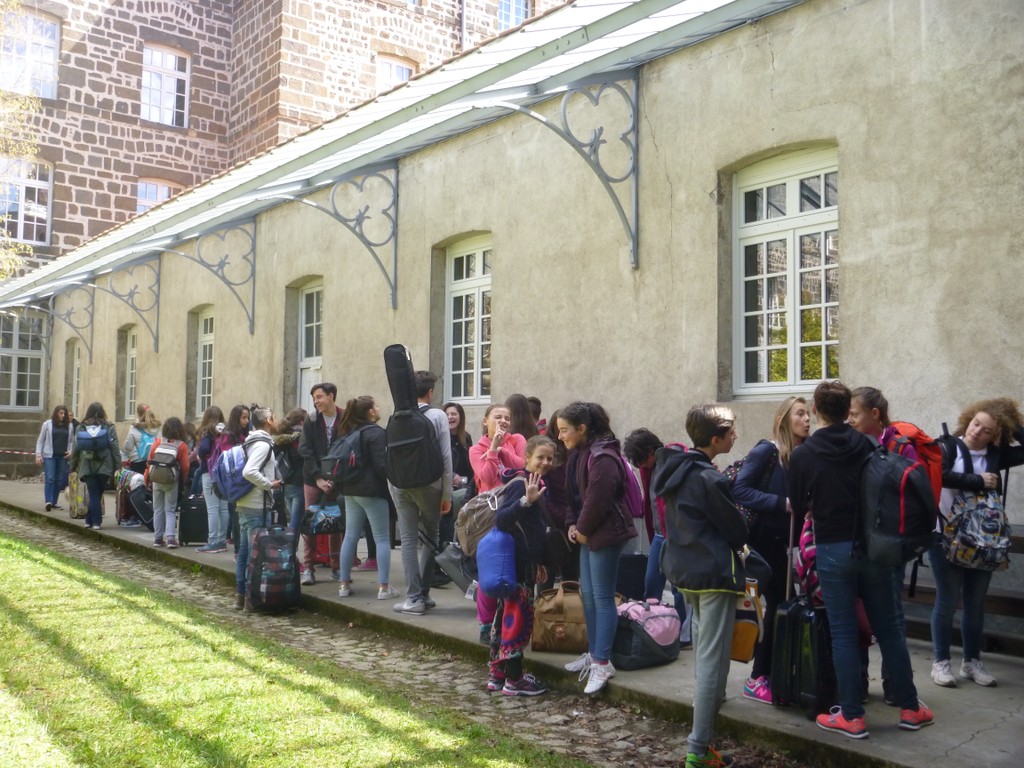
[128,485,155,531]
[313,533,333,566]
[178,494,209,545]
[384,343,418,410]
[247,525,301,611]
[769,515,837,718]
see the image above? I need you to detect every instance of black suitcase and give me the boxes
[178,494,208,545]
[616,553,648,601]
[247,526,301,611]
[129,486,155,531]
[383,343,418,411]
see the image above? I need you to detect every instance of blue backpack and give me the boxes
[76,424,110,452]
[475,526,518,599]
[136,429,156,461]
[211,437,272,502]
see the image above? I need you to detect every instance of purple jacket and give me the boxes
[566,436,637,551]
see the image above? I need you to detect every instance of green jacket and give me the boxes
[70,422,121,479]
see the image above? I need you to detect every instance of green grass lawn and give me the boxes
[0,533,591,768]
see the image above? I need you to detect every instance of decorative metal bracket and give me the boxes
[163,221,257,333]
[45,257,161,362]
[485,76,639,268]
[259,166,399,308]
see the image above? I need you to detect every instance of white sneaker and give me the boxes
[300,570,315,586]
[583,661,615,695]
[338,584,353,597]
[930,659,957,687]
[960,658,996,687]
[377,586,400,600]
[564,652,591,672]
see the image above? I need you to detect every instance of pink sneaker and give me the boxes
[742,676,773,704]
[355,558,378,571]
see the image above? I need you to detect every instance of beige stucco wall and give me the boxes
[46,0,1023,502]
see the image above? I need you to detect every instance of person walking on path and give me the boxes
[789,380,932,740]
[653,404,747,768]
[69,402,120,530]
[35,404,72,511]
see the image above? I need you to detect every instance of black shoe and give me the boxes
[45,503,52,511]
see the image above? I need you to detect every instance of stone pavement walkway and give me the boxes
[2,478,1023,767]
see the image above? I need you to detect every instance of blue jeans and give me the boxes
[815,541,918,717]
[284,484,305,535]
[202,473,230,546]
[928,539,992,662]
[644,533,688,627]
[236,507,268,595]
[339,495,392,585]
[43,456,70,505]
[579,542,625,663]
[83,474,107,528]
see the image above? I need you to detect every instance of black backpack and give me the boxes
[859,444,938,567]
[385,404,444,489]
[324,425,372,484]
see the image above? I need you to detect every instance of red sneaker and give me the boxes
[816,706,869,739]
[898,702,934,731]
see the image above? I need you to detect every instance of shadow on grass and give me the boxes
[0,536,560,768]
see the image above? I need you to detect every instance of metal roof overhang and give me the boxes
[0,0,806,307]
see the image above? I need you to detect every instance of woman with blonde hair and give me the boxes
[734,396,810,704]
[122,404,161,472]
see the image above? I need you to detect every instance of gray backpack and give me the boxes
[148,439,181,485]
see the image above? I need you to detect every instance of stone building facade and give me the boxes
[2,0,563,272]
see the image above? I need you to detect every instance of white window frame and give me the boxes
[376,55,413,93]
[197,310,214,413]
[71,340,81,417]
[0,312,45,410]
[1,157,52,245]
[297,285,323,413]
[732,147,839,396]
[445,236,492,404]
[141,44,189,128]
[124,327,137,419]
[498,0,531,30]
[136,178,182,214]
[1,10,59,99]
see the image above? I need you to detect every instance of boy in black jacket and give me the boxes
[653,404,747,768]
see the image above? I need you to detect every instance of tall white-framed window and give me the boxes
[141,44,189,127]
[376,55,413,93]
[0,10,59,99]
[124,327,137,419]
[297,285,322,413]
[136,178,182,214]
[445,236,492,402]
[1,157,52,244]
[498,0,531,30]
[197,310,214,413]
[70,341,81,417]
[0,312,44,409]
[733,147,839,395]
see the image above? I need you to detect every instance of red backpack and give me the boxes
[886,421,943,505]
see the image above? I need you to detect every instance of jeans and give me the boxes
[390,482,442,600]
[644,533,689,633]
[83,474,107,528]
[686,590,735,757]
[202,473,229,546]
[815,540,918,717]
[235,507,268,595]
[579,542,625,663]
[43,456,70,505]
[928,539,992,662]
[340,495,393,585]
[152,482,179,542]
[284,483,305,535]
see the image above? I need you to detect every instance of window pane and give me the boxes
[800,175,821,211]
[825,230,839,265]
[744,315,764,347]
[482,250,492,275]
[800,233,821,269]
[825,306,839,341]
[304,325,314,357]
[801,346,822,380]
[465,294,475,318]
[767,349,788,382]
[825,268,839,303]
[801,308,822,342]
[744,351,761,384]
[766,240,786,273]
[464,372,474,398]
[451,296,463,320]
[767,313,787,345]
[466,253,476,278]
[824,172,838,208]
[452,348,463,369]
[800,272,821,304]
[766,275,787,310]
[744,279,763,312]
[453,256,464,281]
[826,345,840,378]
[744,189,762,223]
[744,244,763,277]
[767,183,786,218]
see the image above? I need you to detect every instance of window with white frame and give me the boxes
[296,285,323,413]
[70,340,81,417]
[734,148,839,394]
[197,311,214,413]
[136,179,182,214]
[1,157,52,244]
[498,0,531,30]
[0,10,59,99]
[141,45,189,127]
[124,327,137,419]
[446,237,492,401]
[376,55,413,93]
[0,312,44,409]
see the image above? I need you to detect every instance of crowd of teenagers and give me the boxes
[34,379,1024,768]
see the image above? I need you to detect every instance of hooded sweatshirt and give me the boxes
[787,423,874,545]
[565,436,637,551]
[652,445,748,593]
